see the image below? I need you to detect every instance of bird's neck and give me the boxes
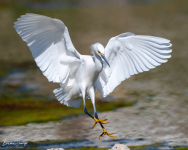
[94,54,103,71]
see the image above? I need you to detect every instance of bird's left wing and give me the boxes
[14,13,81,83]
[95,32,172,97]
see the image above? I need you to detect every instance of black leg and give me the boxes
[94,112,99,119]
[84,107,94,119]
[94,111,104,128]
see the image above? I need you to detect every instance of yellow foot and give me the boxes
[99,128,116,139]
[92,117,108,129]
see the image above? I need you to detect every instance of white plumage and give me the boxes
[14,14,172,137]
[95,32,172,97]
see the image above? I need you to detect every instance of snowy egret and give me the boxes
[14,13,172,139]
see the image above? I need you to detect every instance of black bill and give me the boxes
[101,55,110,67]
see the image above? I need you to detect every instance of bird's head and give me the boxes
[91,43,110,67]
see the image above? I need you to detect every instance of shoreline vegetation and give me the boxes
[0,94,135,126]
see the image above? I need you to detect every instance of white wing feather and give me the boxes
[14,13,81,83]
[95,32,172,97]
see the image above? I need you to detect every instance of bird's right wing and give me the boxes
[14,13,82,83]
[95,32,172,97]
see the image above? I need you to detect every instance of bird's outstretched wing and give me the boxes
[95,32,172,97]
[14,13,81,83]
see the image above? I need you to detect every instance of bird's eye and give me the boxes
[98,51,103,55]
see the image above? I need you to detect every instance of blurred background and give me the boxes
[0,0,188,149]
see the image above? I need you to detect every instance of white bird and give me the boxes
[14,13,172,138]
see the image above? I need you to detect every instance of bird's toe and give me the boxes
[92,117,108,129]
[94,117,108,124]
[99,128,116,139]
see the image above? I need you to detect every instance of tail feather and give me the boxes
[53,86,82,108]
[66,99,82,108]
[53,87,70,102]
